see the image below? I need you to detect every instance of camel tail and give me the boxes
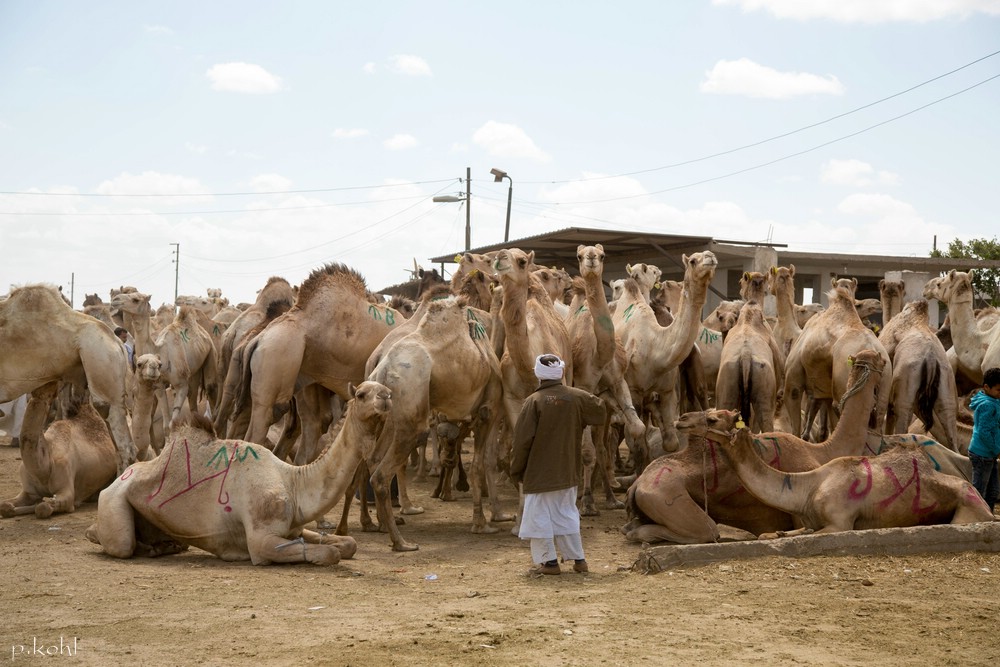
[738,348,753,427]
[915,358,939,431]
[231,336,260,418]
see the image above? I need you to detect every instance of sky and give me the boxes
[2,0,999,307]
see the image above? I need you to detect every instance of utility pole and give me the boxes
[170,242,180,309]
[70,272,75,308]
[464,166,471,251]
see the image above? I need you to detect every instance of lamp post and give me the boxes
[490,167,513,243]
[432,167,472,250]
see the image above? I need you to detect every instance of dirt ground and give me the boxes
[1,436,999,667]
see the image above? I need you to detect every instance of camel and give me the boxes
[657,280,683,315]
[235,264,403,447]
[698,300,742,401]
[131,353,168,458]
[623,349,976,544]
[923,270,995,386]
[718,424,994,538]
[878,300,960,452]
[613,251,718,462]
[795,303,825,328]
[625,263,662,304]
[111,292,217,429]
[360,297,508,551]
[769,265,802,360]
[715,301,784,432]
[449,252,496,293]
[880,279,905,325]
[85,381,391,565]
[0,284,136,472]
[566,245,645,514]
[782,278,891,439]
[493,248,575,438]
[0,383,117,519]
[533,267,572,318]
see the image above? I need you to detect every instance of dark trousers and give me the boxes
[969,453,999,512]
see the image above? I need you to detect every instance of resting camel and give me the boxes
[718,425,994,538]
[613,251,718,463]
[85,381,391,565]
[566,245,645,514]
[878,299,960,452]
[782,277,891,439]
[622,349,887,544]
[112,292,217,429]
[0,383,117,519]
[0,284,136,472]
[235,264,403,449]
[357,297,509,551]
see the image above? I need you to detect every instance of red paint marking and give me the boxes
[848,458,873,499]
[878,456,938,516]
[653,464,672,485]
[119,468,134,481]
[146,438,234,510]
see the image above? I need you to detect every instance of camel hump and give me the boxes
[173,412,217,438]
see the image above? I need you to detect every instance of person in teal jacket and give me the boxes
[968,367,1000,513]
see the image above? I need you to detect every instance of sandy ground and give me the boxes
[1,436,999,667]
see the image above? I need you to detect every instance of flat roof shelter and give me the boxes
[427,227,1000,326]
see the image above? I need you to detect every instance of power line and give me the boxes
[526,72,1000,205]
[0,178,457,198]
[519,48,1000,186]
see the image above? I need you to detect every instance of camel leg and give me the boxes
[396,465,423,515]
[0,490,43,518]
[433,421,460,501]
[371,447,419,551]
[271,409,300,463]
[88,487,138,558]
[627,488,721,544]
[580,426,599,516]
[595,421,625,509]
[300,528,357,559]
[247,532,354,566]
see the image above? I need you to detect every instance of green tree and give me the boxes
[930,237,1000,307]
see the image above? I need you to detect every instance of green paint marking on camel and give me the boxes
[235,446,260,463]
[368,304,383,322]
[699,328,720,344]
[597,314,614,333]
[179,328,190,343]
[623,304,636,322]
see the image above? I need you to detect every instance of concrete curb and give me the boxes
[634,521,1000,574]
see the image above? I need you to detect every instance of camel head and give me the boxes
[739,271,767,304]
[934,270,974,305]
[704,300,742,334]
[830,276,858,298]
[576,244,606,279]
[610,279,626,301]
[386,294,417,319]
[207,287,223,299]
[111,291,152,315]
[533,267,571,305]
[768,265,796,296]
[854,298,882,319]
[626,263,662,292]
[135,354,163,383]
[681,251,718,285]
[674,409,741,437]
[794,303,824,328]
[348,380,392,423]
[879,279,905,300]
[493,248,533,283]
[922,275,945,301]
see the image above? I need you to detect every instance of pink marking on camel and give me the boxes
[653,464,672,486]
[848,458,873,499]
[878,456,938,516]
[147,439,231,509]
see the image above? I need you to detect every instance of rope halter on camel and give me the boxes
[837,358,883,413]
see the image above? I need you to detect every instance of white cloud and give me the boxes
[712,0,1000,23]
[821,159,900,187]
[701,58,845,98]
[383,134,418,150]
[472,121,551,162]
[96,171,208,196]
[247,174,292,192]
[387,54,432,76]
[332,128,369,139]
[143,24,174,35]
[362,62,376,74]
[836,192,916,218]
[185,142,207,154]
[206,62,284,94]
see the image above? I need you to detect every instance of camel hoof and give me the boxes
[603,499,626,510]
[392,540,420,552]
[456,480,470,492]
[315,518,337,531]
[361,523,382,533]
[615,474,637,488]
[394,515,406,526]
[34,502,54,519]
[581,505,599,517]
[401,506,424,516]
[472,523,500,534]
[0,502,15,518]
[491,512,516,523]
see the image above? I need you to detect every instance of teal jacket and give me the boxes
[969,390,1000,459]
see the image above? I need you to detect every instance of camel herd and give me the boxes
[0,244,997,566]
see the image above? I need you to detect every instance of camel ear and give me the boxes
[348,383,358,398]
[625,263,633,274]
[851,278,858,289]
[595,243,603,253]
[968,268,976,280]
[879,279,886,290]
[577,244,586,254]
[789,264,795,276]
[770,266,777,276]
[527,251,535,264]
[742,272,750,281]
[830,276,838,288]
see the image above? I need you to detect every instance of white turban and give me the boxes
[534,354,565,381]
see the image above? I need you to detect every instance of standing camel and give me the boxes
[0,285,135,472]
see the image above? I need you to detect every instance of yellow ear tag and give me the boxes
[847,357,854,366]
[654,282,662,289]
[454,254,463,264]
[735,419,746,429]
[469,268,479,277]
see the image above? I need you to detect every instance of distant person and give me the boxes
[510,353,606,576]
[969,366,1000,514]
[114,327,135,371]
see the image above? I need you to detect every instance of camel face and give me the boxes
[855,299,882,319]
[577,244,606,278]
[111,291,151,315]
[705,301,742,334]
[626,263,662,292]
[350,380,392,420]
[740,272,768,304]
[674,409,740,436]
[135,354,162,383]
[610,279,625,302]
[492,248,532,278]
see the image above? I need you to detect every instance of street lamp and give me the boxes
[491,168,513,243]
[433,166,472,250]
